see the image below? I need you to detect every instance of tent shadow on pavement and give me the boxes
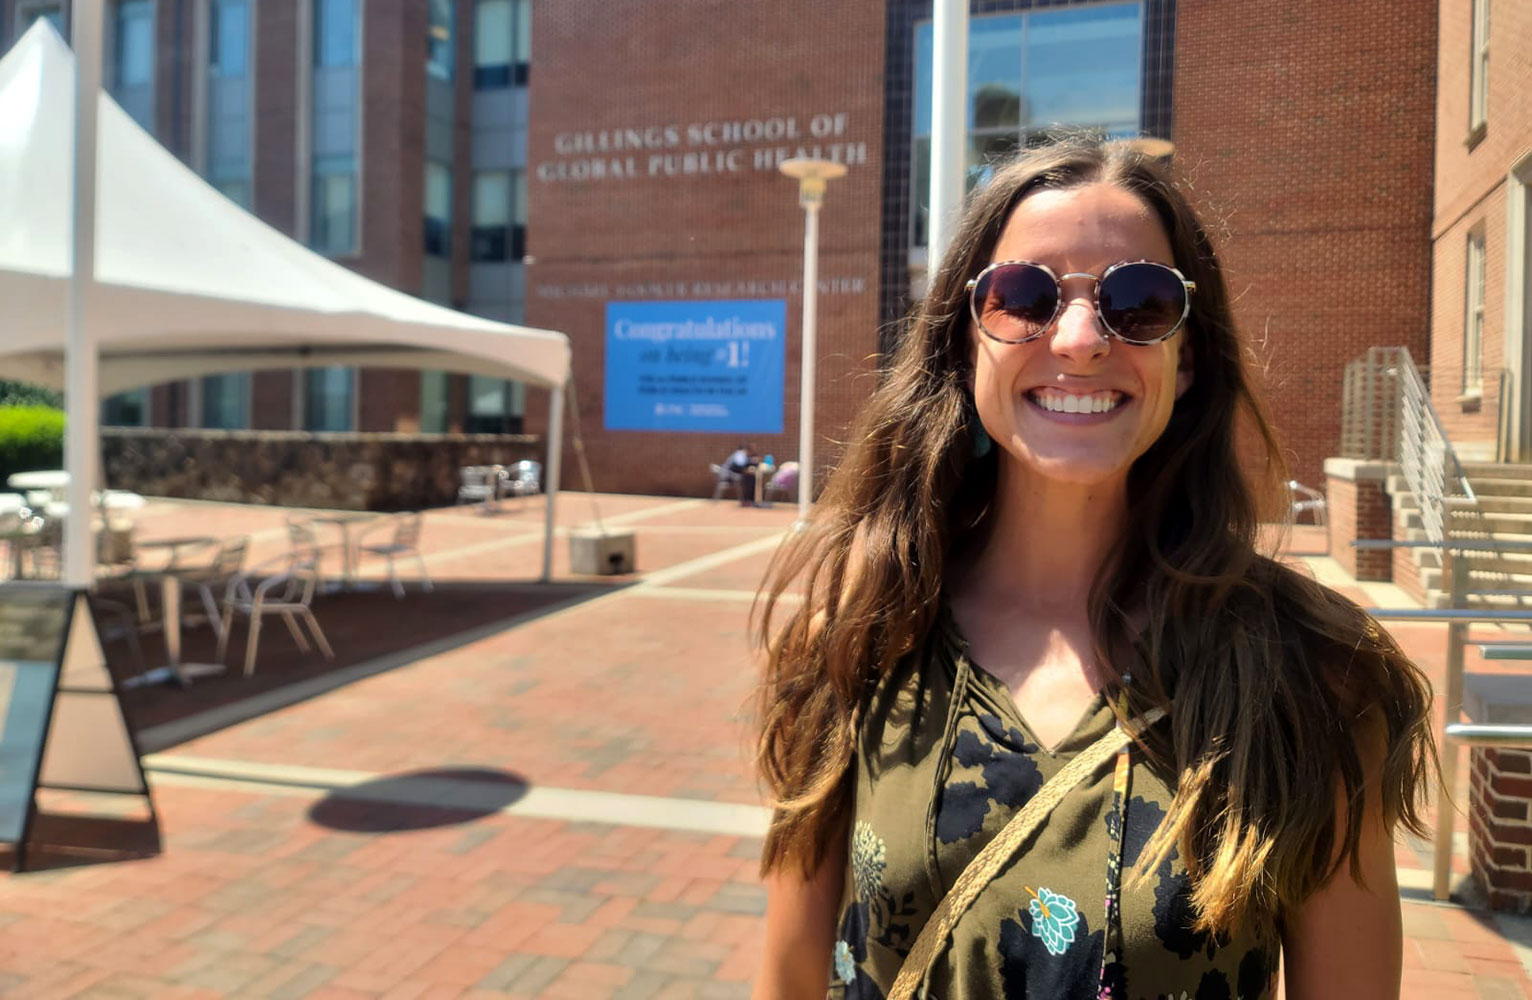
[306,767,532,833]
[96,580,623,752]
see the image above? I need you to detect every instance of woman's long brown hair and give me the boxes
[753,138,1436,940]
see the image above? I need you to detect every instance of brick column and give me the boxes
[1323,458,1395,581]
[1470,747,1532,912]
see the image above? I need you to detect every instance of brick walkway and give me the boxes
[0,502,1529,997]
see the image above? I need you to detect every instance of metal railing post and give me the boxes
[1433,548,1471,900]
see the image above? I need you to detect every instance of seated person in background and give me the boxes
[726,444,751,476]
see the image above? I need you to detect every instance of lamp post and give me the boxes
[779,157,847,526]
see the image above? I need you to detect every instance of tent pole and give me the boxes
[65,1,104,589]
[540,382,565,583]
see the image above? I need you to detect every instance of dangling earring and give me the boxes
[971,419,993,459]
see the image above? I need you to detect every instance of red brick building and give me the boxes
[1430,0,1532,462]
[0,0,1441,500]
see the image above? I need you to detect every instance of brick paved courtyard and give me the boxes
[0,498,1530,997]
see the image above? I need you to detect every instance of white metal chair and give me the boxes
[216,552,334,676]
[1288,480,1328,528]
[172,536,250,641]
[457,466,497,506]
[357,512,432,599]
[500,460,542,499]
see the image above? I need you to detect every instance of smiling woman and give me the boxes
[751,137,1437,1000]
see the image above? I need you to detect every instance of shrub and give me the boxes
[0,406,65,486]
[0,380,63,409]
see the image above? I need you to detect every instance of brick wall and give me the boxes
[1174,1,1437,489]
[1324,460,1393,581]
[520,0,886,498]
[1471,747,1532,912]
[1432,0,1532,460]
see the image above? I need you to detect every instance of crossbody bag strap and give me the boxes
[887,706,1166,1000]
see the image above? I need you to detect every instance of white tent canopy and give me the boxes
[0,21,570,579]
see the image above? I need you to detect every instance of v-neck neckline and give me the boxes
[936,600,1111,757]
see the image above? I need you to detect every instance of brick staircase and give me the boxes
[1392,463,1532,608]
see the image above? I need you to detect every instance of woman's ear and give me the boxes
[1175,336,1194,399]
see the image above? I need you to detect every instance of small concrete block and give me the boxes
[569,529,636,575]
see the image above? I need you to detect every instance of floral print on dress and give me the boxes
[834,940,857,984]
[1025,886,1080,956]
[853,821,887,902]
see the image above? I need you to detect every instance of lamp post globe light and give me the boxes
[778,157,848,526]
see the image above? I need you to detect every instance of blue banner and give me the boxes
[604,299,786,433]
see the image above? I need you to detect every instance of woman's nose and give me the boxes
[1049,295,1110,365]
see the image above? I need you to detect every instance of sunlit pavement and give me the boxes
[0,504,1527,997]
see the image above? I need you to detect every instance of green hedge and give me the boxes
[0,380,63,409]
[0,406,65,487]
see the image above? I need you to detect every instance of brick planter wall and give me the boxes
[101,429,543,511]
[1323,459,1395,581]
[1471,747,1532,912]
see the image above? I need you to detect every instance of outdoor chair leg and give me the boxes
[133,578,152,623]
[200,585,224,642]
[216,607,234,662]
[302,610,335,660]
[281,611,311,653]
[244,618,263,676]
[417,554,433,593]
[387,555,404,600]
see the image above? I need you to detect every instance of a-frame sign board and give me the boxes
[0,583,157,871]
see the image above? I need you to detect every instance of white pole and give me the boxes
[797,199,822,525]
[65,1,104,589]
[540,382,564,582]
[929,0,969,266]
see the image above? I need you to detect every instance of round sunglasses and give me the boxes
[965,259,1197,346]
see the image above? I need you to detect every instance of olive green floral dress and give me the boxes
[827,612,1279,999]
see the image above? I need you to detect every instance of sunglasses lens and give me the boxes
[1098,262,1187,343]
[974,264,1059,342]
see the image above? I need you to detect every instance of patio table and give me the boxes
[119,535,222,689]
[308,512,379,590]
[6,470,69,501]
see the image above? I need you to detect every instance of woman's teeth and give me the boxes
[1029,390,1124,414]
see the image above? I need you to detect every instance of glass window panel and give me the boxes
[114,1,154,87]
[428,0,454,80]
[512,168,527,225]
[969,16,1022,131]
[200,373,250,429]
[911,136,930,249]
[20,5,63,34]
[1023,3,1142,129]
[913,21,932,137]
[316,0,358,69]
[210,0,249,77]
[474,171,510,225]
[420,372,448,433]
[425,161,452,257]
[967,131,1021,193]
[513,0,531,63]
[102,389,148,427]
[475,0,512,67]
[217,178,251,208]
[312,158,357,254]
[304,367,353,432]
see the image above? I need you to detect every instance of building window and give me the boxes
[14,2,64,38]
[102,389,149,427]
[471,169,525,262]
[425,160,452,257]
[200,372,250,429]
[1465,231,1486,396]
[111,0,155,132]
[473,0,529,88]
[310,0,360,254]
[1469,0,1490,137]
[207,0,251,208]
[465,376,523,434]
[428,0,454,80]
[420,371,449,433]
[304,367,354,432]
[911,2,1143,248]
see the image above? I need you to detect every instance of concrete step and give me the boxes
[1446,495,1532,514]
[1467,479,1532,499]
[1420,566,1532,593]
[1399,510,1532,535]
[1425,589,1532,610]
[1460,463,1532,480]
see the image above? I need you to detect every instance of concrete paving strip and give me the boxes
[416,498,709,568]
[141,754,772,838]
[634,532,787,589]
[1298,555,1422,610]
